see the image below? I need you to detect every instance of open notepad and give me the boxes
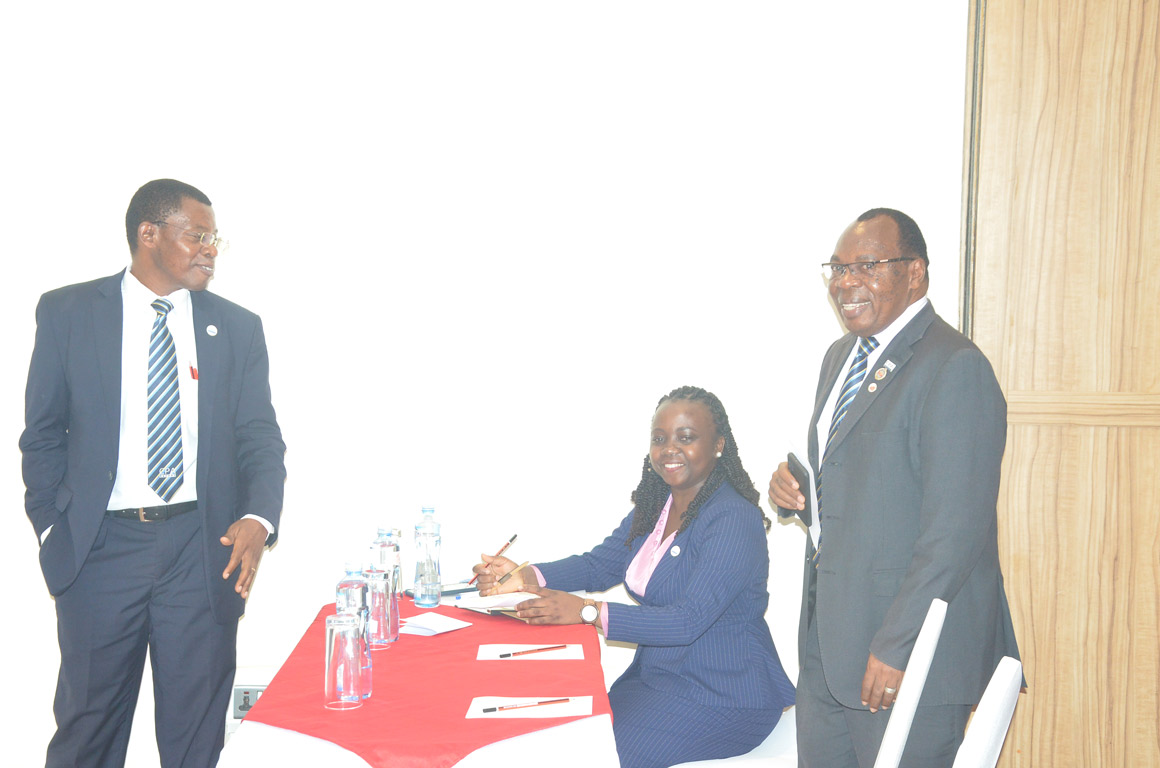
[450,591,539,617]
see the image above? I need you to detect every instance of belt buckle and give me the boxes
[137,507,148,523]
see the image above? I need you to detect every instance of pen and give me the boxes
[499,644,567,658]
[498,561,530,585]
[482,697,572,713]
[469,534,518,585]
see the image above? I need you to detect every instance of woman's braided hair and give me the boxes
[626,385,769,544]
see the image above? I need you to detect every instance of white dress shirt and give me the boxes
[107,270,200,509]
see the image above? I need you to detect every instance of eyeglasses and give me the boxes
[821,257,914,281]
[152,221,229,251]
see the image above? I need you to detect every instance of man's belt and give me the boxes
[106,500,198,522]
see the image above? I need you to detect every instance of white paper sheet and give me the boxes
[476,643,584,661]
[399,612,473,635]
[465,695,593,719]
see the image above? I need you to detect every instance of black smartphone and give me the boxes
[779,452,813,527]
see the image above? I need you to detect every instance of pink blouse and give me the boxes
[533,496,677,635]
[624,495,677,596]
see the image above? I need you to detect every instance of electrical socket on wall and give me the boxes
[232,685,266,720]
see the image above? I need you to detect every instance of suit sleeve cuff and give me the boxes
[242,514,275,541]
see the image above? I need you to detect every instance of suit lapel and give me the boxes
[92,272,124,428]
[825,304,936,455]
[643,530,681,594]
[192,293,222,503]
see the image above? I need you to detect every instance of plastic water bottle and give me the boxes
[413,507,441,608]
[363,565,388,648]
[335,562,373,698]
[370,528,402,642]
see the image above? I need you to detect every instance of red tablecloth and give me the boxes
[244,602,613,768]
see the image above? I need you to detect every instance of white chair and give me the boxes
[873,598,949,768]
[951,656,1022,768]
[669,705,797,767]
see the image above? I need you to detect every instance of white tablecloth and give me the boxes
[219,712,618,767]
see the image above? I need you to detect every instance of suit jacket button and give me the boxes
[107,471,114,481]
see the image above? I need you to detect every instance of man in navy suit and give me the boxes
[770,209,1019,767]
[21,179,286,767]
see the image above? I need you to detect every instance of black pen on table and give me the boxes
[468,534,517,585]
[482,697,572,713]
[499,644,567,658]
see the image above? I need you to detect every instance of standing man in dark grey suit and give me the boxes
[21,179,286,767]
[769,209,1019,767]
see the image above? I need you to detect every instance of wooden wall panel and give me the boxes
[972,0,1160,392]
[966,1,1159,766]
[997,426,1159,766]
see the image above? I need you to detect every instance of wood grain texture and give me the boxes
[966,0,1159,766]
[1006,392,1160,426]
[997,426,1159,767]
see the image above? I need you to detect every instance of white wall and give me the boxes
[0,3,967,766]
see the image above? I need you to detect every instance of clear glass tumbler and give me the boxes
[324,613,364,709]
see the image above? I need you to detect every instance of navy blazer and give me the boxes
[538,483,794,711]
[20,270,286,622]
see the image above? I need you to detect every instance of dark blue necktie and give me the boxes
[147,298,184,501]
[814,335,879,565]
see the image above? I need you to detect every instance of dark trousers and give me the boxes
[48,511,237,768]
[796,604,970,768]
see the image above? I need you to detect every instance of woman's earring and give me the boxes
[716,452,722,458]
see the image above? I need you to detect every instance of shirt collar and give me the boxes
[863,296,929,350]
[122,268,192,312]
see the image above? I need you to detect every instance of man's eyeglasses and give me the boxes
[821,257,914,281]
[153,221,229,251]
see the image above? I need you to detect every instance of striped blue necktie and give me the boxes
[147,298,183,501]
[814,335,879,565]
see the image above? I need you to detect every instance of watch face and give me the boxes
[581,603,598,623]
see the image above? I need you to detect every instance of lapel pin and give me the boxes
[874,367,888,380]
[206,324,218,337]
[670,545,681,557]
[884,360,896,372]
[868,383,878,393]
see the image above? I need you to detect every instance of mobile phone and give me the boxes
[780,452,813,527]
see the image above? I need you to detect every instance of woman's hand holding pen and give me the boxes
[473,553,526,595]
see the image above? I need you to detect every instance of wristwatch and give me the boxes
[579,599,599,625]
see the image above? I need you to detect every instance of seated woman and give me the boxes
[474,385,794,768]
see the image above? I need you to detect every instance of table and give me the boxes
[219,601,617,768]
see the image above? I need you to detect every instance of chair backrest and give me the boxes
[872,598,949,768]
[951,656,1022,768]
